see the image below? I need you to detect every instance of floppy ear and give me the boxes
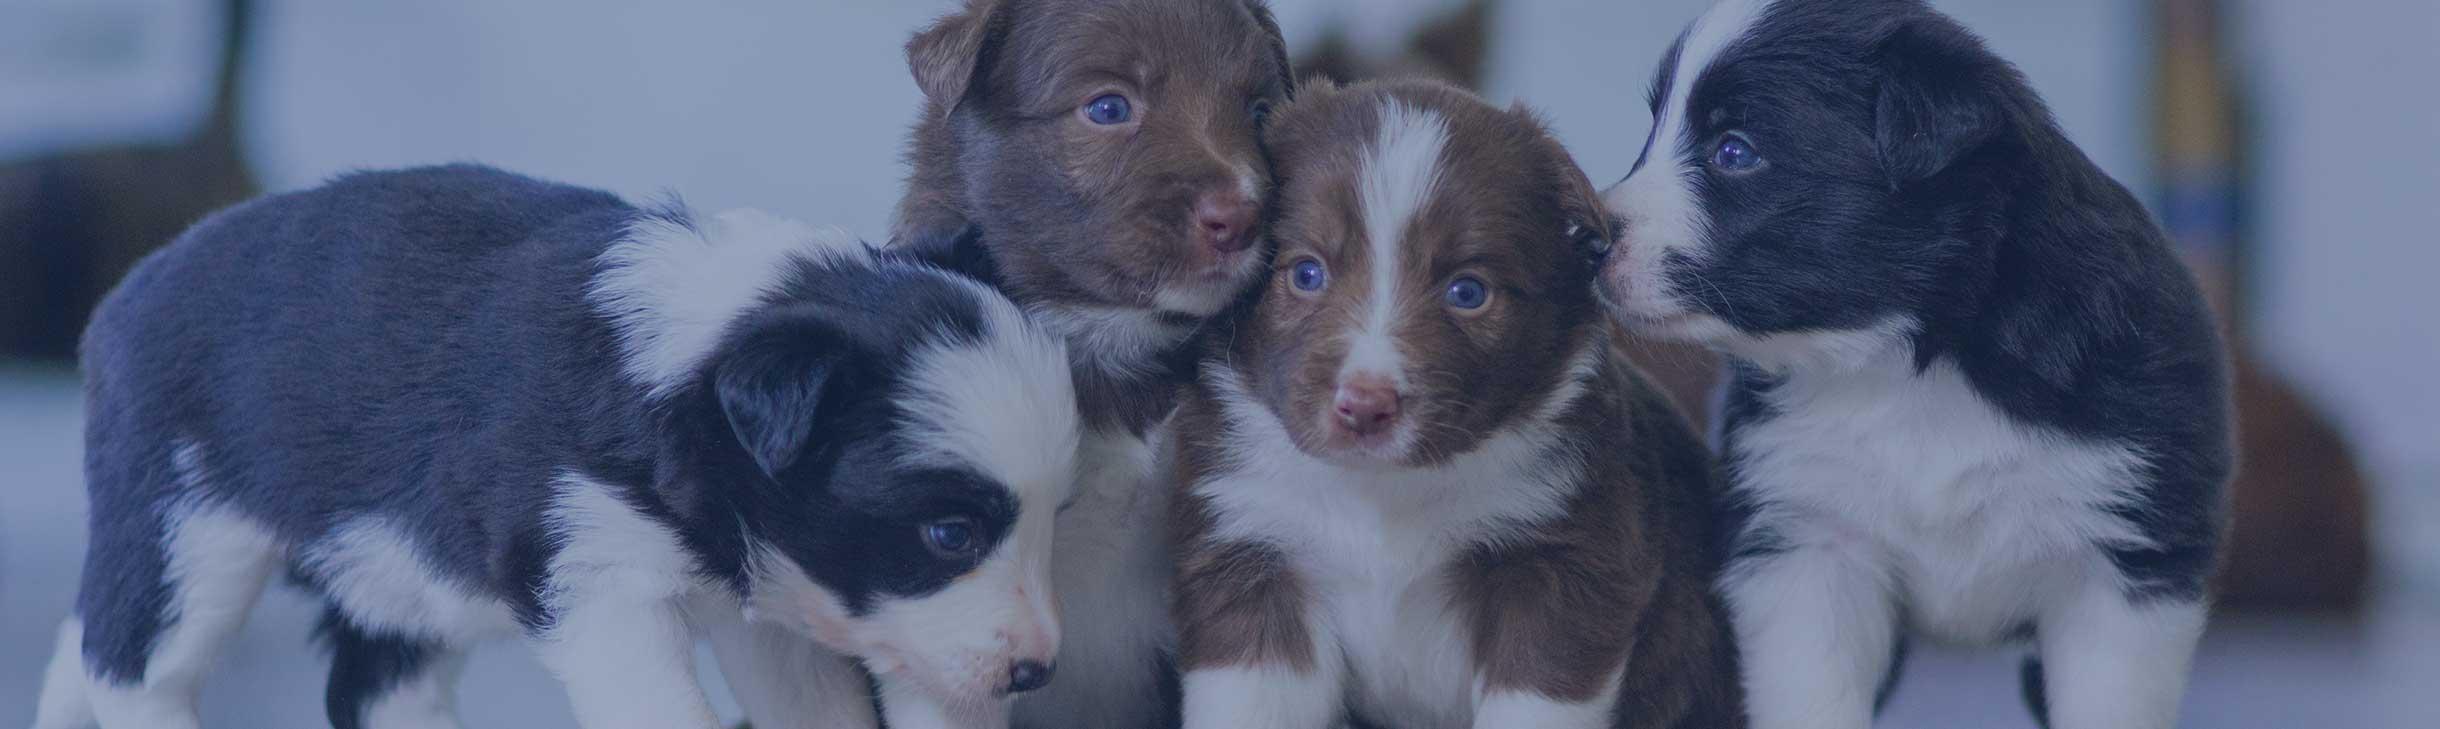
[890,225,1000,287]
[1515,104,1616,262]
[713,319,859,479]
[1242,0,1294,97]
[906,0,1003,115]
[1873,19,2005,184]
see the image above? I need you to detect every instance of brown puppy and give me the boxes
[895,1,1292,727]
[1168,79,1742,729]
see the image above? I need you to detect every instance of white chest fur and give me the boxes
[1728,354,2154,643]
[1010,424,1180,729]
[1196,380,1581,729]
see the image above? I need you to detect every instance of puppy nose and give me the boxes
[1332,376,1401,435]
[1005,660,1055,695]
[1193,191,1258,254]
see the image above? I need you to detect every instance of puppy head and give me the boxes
[904,0,1293,324]
[1229,80,1610,467]
[1598,0,2017,369]
[708,261,1080,708]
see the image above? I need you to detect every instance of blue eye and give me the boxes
[1444,276,1489,310]
[1084,94,1133,125]
[1711,133,1761,172]
[1290,259,1328,292]
[922,517,978,558]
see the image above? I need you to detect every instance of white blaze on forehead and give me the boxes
[1658,0,1776,163]
[1601,0,1775,329]
[1342,100,1452,387]
[896,286,1083,509]
[591,207,872,400]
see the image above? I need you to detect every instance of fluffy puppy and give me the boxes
[31,165,1082,729]
[1169,80,1742,729]
[894,1,1292,726]
[1597,2,2233,728]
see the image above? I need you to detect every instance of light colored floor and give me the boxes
[3,368,2434,728]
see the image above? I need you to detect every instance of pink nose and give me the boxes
[1193,191,1258,254]
[1332,375,1401,436]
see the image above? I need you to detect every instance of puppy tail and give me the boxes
[31,617,98,729]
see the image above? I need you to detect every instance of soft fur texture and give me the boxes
[892,2,1294,727]
[1596,2,2233,728]
[1169,80,1741,729]
[35,165,1084,729]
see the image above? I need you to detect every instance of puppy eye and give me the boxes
[1250,99,1274,127]
[1710,133,1762,173]
[1444,276,1490,310]
[1083,94,1134,125]
[921,517,980,559]
[1288,258,1329,293]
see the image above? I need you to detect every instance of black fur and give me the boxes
[318,608,443,729]
[72,164,1035,705]
[1638,0,2231,604]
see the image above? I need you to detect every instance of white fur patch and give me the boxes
[33,618,95,729]
[1723,346,2175,729]
[1180,660,1346,729]
[1599,0,1776,331]
[1183,357,1597,727]
[1011,426,1178,729]
[895,285,1081,510]
[1342,100,1452,398]
[88,446,283,729]
[301,518,519,643]
[532,474,721,729]
[1474,686,1620,729]
[1027,303,1189,380]
[691,592,880,729]
[2036,584,2208,729]
[590,207,871,399]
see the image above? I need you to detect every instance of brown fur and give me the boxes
[1170,79,1741,728]
[1244,80,1608,466]
[893,0,1292,436]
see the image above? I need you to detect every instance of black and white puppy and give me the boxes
[31,165,1083,729]
[1597,2,2232,729]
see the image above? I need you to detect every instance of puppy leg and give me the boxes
[1721,544,1897,729]
[1473,686,1618,729]
[322,609,467,729]
[86,504,280,729]
[696,602,879,729]
[530,596,720,729]
[1179,654,1346,729]
[2036,578,2207,729]
[33,618,97,729]
[876,676,1008,729]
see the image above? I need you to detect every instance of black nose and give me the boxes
[1006,660,1054,694]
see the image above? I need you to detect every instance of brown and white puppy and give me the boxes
[1168,79,1742,729]
[894,1,1292,727]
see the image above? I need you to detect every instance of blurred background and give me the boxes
[1,0,2433,726]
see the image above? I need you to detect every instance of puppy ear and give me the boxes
[713,318,859,479]
[1514,106,1615,262]
[1242,0,1295,98]
[890,225,1000,288]
[907,0,1003,115]
[1873,19,2006,184]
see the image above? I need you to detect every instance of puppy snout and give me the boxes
[1332,375,1402,436]
[1003,660,1055,695]
[1193,190,1258,254]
